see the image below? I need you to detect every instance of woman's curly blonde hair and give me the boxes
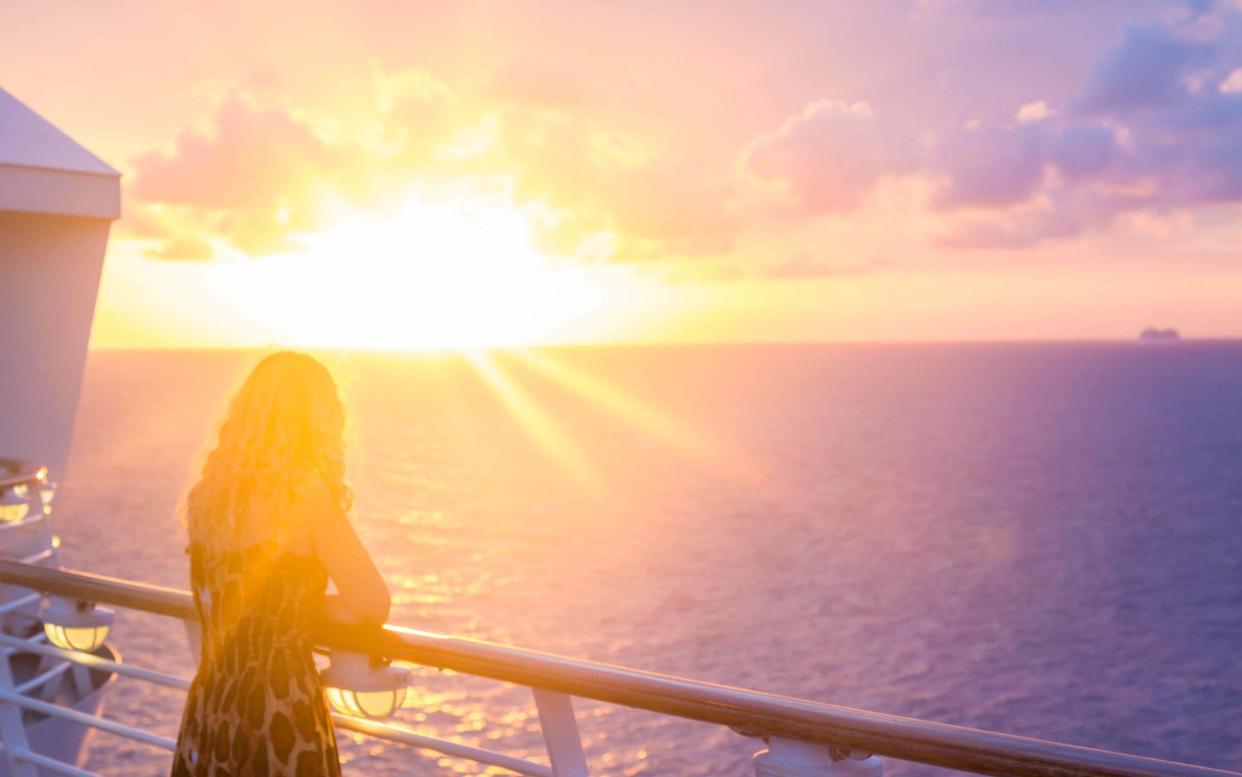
[185,351,352,551]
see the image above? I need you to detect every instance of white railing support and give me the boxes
[0,634,189,691]
[754,737,883,777]
[14,660,71,695]
[0,593,41,616]
[13,749,96,777]
[333,714,553,777]
[533,688,589,777]
[0,648,38,777]
[0,688,177,752]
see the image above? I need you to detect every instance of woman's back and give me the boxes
[173,352,388,776]
[174,534,342,776]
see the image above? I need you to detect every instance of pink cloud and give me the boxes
[130,96,368,256]
[741,100,910,215]
[120,3,1242,265]
[132,96,356,211]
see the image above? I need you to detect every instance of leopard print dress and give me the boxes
[172,540,342,776]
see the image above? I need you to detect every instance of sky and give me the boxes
[3,0,1241,348]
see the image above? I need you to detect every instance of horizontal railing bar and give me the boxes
[0,561,195,620]
[14,661,71,695]
[1,561,1238,777]
[1,632,48,657]
[0,634,190,691]
[14,748,97,777]
[334,714,553,777]
[0,592,41,615]
[17,550,51,565]
[0,514,47,533]
[0,688,176,752]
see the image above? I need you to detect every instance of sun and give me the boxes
[100,185,686,349]
[234,189,632,350]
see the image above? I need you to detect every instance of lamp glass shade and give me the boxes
[0,487,29,523]
[44,623,110,652]
[326,686,407,718]
[321,651,410,719]
[42,599,114,652]
[0,501,29,524]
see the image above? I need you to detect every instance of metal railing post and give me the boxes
[754,737,883,777]
[533,688,589,777]
[0,646,39,777]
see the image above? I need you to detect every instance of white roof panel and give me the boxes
[0,88,117,176]
[0,88,120,219]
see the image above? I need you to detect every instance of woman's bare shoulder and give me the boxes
[289,475,346,528]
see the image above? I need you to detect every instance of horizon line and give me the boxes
[85,335,1242,353]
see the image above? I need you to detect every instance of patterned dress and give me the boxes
[172,540,342,776]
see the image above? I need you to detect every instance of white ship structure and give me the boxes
[0,88,1238,777]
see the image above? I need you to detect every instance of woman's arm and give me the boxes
[299,481,391,624]
[322,593,375,624]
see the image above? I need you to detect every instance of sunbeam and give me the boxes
[508,349,768,488]
[461,350,595,486]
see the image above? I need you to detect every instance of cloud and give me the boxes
[493,105,741,260]
[1048,123,1121,181]
[143,236,214,261]
[128,74,746,265]
[931,123,1047,209]
[130,96,370,256]
[744,25,1241,252]
[132,97,356,210]
[120,4,1242,267]
[741,100,910,216]
[1221,68,1242,92]
[1076,25,1213,115]
[935,191,1123,248]
[1016,100,1052,123]
[924,10,1242,248]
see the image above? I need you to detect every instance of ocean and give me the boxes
[53,343,1242,776]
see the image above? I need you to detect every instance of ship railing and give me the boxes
[0,460,59,659]
[0,459,53,549]
[0,562,1239,777]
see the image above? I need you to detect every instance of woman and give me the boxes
[172,351,391,776]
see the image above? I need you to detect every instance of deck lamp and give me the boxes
[43,597,114,652]
[0,486,29,523]
[322,650,411,719]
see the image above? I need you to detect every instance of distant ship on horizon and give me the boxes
[1140,327,1181,343]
